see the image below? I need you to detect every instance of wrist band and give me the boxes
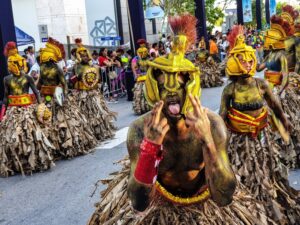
[134,138,163,185]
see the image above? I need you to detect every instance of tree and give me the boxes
[156,0,229,32]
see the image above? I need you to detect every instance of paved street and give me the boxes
[0,76,299,225]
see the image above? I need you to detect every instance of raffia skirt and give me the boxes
[278,73,300,167]
[88,159,277,225]
[44,96,98,160]
[132,82,151,115]
[199,63,224,88]
[228,126,300,224]
[0,105,55,177]
[68,89,116,142]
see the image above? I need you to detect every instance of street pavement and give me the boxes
[0,75,299,225]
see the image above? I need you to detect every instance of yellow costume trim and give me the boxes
[155,181,210,205]
[8,94,35,106]
[227,107,268,136]
[74,81,97,90]
[264,71,282,86]
[264,23,287,50]
[137,75,147,82]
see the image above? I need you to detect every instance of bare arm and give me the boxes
[279,54,289,94]
[259,78,290,130]
[58,67,68,95]
[219,84,232,120]
[26,75,41,104]
[186,95,236,206]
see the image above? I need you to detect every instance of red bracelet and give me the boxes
[134,138,163,185]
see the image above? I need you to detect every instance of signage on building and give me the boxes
[38,25,48,42]
[145,0,164,19]
[242,0,253,23]
[100,36,122,41]
[270,0,276,17]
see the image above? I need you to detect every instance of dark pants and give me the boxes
[125,71,135,101]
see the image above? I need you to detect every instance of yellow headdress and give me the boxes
[4,42,28,76]
[136,39,148,59]
[40,37,65,63]
[264,15,294,50]
[74,38,92,62]
[144,14,201,116]
[226,25,257,77]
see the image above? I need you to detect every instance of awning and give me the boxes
[15,26,35,46]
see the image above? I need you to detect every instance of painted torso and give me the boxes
[5,74,30,95]
[39,62,62,86]
[265,50,287,73]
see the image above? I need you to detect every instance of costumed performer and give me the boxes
[88,14,276,225]
[257,11,299,168]
[38,37,97,159]
[132,39,151,115]
[220,25,300,224]
[196,50,224,88]
[70,38,116,141]
[0,42,54,177]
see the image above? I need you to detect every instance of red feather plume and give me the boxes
[169,13,197,48]
[3,41,17,57]
[48,37,66,59]
[227,25,244,50]
[137,39,146,46]
[271,15,295,36]
[282,5,299,20]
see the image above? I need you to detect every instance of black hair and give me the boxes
[27,46,33,50]
[71,48,77,57]
[92,50,98,56]
[152,43,158,48]
[99,47,107,57]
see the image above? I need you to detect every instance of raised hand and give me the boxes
[144,101,170,145]
[185,94,213,144]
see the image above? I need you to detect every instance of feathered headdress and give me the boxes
[75,38,83,48]
[137,39,147,47]
[227,25,244,50]
[271,15,294,36]
[169,13,197,50]
[282,5,299,25]
[4,41,18,57]
[48,37,66,59]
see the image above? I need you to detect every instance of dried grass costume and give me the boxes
[262,7,300,168]
[132,39,151,115]
[39,38,97,159]
[69,38,116,141]
[0,42,55,176]
[223,25,300,224]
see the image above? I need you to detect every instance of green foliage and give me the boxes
[244,0,266,29]
[159,0,226,32]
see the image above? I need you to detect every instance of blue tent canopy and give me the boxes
[15,26,35,46]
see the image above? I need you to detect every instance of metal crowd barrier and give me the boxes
[100,66,127,100]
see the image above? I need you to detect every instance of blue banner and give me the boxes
[145,0,164,19]
[242,0,253,23]
[270,0,276,16]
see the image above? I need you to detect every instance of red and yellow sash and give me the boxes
[40,85,58,96]
[8,94,35,106]
[155,181,210,205]
[264,71,282,86]
[227,107,268,137]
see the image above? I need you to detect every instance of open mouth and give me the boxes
[166,98,181,117]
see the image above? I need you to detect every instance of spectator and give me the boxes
[29,55,40,85]
[161,34,167,44]
[149,43,159,57]
[219,35,229,61]
[92,50,99,65]
[209,36,220,62]
[158,41,166,56]
[198,36,206,50]
[26,46,36,68]
[124,49,135,101]
[99,48,115,102]
[165,36,172,54]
